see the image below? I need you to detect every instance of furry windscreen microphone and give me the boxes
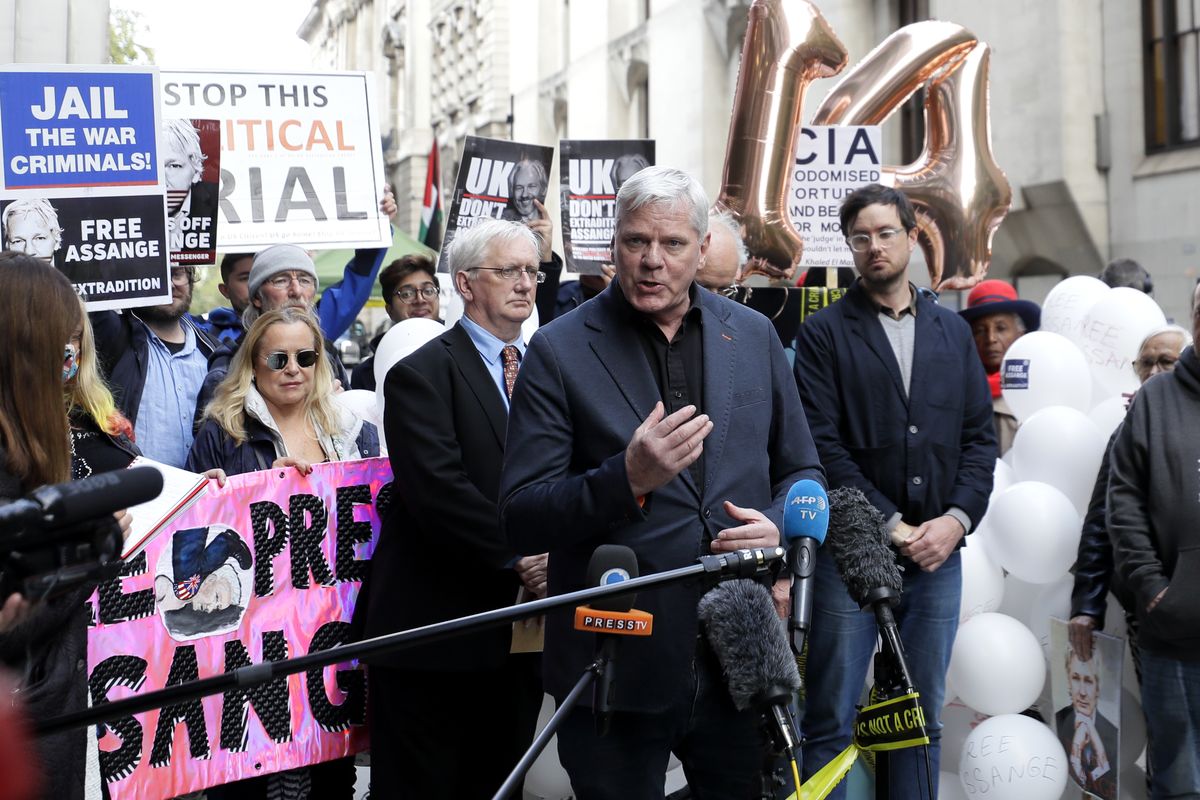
[697,579,799,711]
[826,487,903,605]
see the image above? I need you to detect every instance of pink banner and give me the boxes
[87,458,392,800]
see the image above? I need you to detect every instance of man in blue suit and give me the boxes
[794,184,996,800]
[500,166,824,798]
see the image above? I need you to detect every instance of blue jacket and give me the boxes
[793,282,996,530]
[194,245,391,345]
[90,310,217,429]
[500,283,825,710]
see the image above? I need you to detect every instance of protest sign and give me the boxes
[438,136,554,272]
[161,71,391,251]
[559,139,654,274]
[0,65,171,310]
[164,118,221,266]
[787,125,882,269]
[88,459,391,799]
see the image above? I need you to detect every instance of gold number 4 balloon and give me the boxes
[717,1,1012,290]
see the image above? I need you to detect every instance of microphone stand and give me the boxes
[36,547,782,737]
[863,586,935,800]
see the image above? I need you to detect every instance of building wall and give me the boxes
[0,0,110,64]
[300,0,1200,320]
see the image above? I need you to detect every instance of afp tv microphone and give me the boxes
[782,478,829,656]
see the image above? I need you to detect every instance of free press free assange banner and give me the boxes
[0,67,159,190]
[161,70,391,251]
[0,194,171,311]
[87,458,392,799]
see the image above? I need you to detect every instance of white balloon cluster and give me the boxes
[945,277,1166,798]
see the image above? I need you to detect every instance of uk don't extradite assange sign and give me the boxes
[87,459,392,800]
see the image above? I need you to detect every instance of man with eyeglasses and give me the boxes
[90,264,218,467]
[499,166,824,797]
[354,217,548,798]
[350,254,443,391]
[792,183,996,800]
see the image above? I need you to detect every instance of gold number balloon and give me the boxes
[718,7,1012,290]
[713,0,848,283]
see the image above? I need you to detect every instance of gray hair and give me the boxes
[162,118,206,184]
[508,158,548,196]
[615,166,709,238]
[1139,323,1192,353]
[448,218,541,295]
[707,210,748,269]
[2,198,63,251]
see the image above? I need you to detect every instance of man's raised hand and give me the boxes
[625,401,712,499]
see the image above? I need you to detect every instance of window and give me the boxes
[1144,0,1200,151]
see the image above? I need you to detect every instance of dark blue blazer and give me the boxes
[500,283,824,712]
[793,282,996,530]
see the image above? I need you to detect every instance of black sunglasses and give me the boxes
[263,349,319,370]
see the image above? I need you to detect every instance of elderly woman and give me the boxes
[959,279,1041,454]
[1069,323,1193,663]
[188,306,379,474]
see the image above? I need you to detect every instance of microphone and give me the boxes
[695,546,786,578]
[782,479,829,655]
[575,545,653,734]
[0,467,164,533]
[697,579,800,755]
[826,487,913,693]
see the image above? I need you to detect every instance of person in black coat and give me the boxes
[354,218,548,799]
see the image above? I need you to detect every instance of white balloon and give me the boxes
[959,714,1068,800]
[1000,332,1092,423]
[996,574,1041,624]
[986,482,1082,584]
[1078,287,1167,399]
[941,700,990,771]
[1025,575,1073,661]
[524,695,573,799]
[948,613,1046,716]
[992,458,1015,498]
[1011,406,1107,514]
[372,317,446,390]
[1040,275,1110,348]
[335,389,382,426]
[1089,395,1129,440]
[959,535,1005,624]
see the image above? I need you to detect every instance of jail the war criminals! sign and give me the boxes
[87,459,392,800]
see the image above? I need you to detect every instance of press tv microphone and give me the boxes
[782,479,829,655]
[0,467,163,534]
[826,487,913,691]
[576,545,653,734]
[698,579,800,754]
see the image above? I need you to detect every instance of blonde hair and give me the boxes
[204,307,340,445]
[66,296,130,437]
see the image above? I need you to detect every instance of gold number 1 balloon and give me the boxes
[713,0,848,282]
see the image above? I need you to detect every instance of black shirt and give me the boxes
[616,282,706,488]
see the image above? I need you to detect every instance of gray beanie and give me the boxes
[248,244,319,299]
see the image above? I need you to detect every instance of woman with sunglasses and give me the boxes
[188,307,379,476]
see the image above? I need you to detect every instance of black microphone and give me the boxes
[826,487,913,692]
[0,466,164,533]
[782,479,829,656]
[578,544,642,735]
[697,578,800,754]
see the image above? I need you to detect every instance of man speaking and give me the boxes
[500,167,824,798]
